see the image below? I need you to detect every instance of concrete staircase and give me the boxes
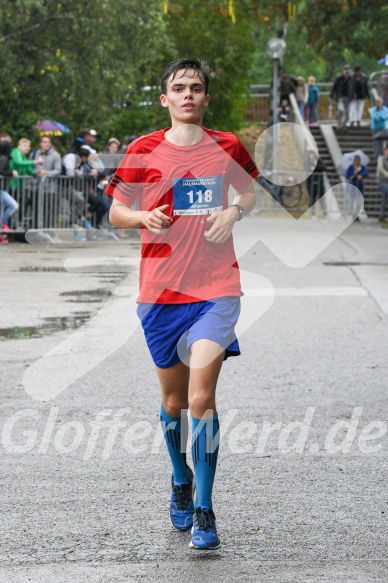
[309,125,339,188]
[310,125,381,218]
[334,126,380,217]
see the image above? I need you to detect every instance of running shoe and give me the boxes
[170,466,195,531]
[189,507,221,550]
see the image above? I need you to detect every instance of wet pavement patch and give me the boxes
[19,266,67,272]
[323,261,362,266]
[60,289,112,302]
[0,312,91,340]
[323,261,388,267]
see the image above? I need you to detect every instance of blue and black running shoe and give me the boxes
[189,507,221,550]
[170,466,195,531]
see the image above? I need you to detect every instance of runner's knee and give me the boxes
[162,396,188,418]
[189,391,216,417]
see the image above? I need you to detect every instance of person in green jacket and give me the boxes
[10,138,43,190]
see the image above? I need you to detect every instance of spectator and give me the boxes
[377,145,388,222]
[278,99,290,122]
[118,135,138,154]
[0,190,19,233]
[31,135,61,177]
[29,135,62,228]
[295,76,308,117]
[379,72,388,108]
[0,132,12,143]
[64,129,94,178]
[100,138,128,238]
[105,137,120,153]
[76,145,109,228]
[117,135,139,217]
[100,137,123,178]
[330,65,351,130]
[370,97,388,159]
[0,136,17,181]
[69,129,93,157]
[279,74,297,107]
[64,140,92,227]
[348,65,369,127]
[10,138,43,191]
[307,76,320,125]
[0,140,19,235]
[86,129,99,150]
[346,155,369,219]
[305,150,326,217]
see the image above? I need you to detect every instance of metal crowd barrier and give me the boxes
[0,172,311,230]
[0,175,111,232]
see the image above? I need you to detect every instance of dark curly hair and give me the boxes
[160,58,210,95]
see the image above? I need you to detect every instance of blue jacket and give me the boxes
[370,105,388,131]
[346,164,369,194]
[308,85,319,106]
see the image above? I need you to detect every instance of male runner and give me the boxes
[107,58,258,550]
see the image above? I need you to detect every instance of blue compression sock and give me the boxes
[160,405,190,485]
[191,414,220,509]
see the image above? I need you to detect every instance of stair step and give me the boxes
[312,124,383,218]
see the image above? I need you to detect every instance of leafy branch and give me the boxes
[0,14,78,44]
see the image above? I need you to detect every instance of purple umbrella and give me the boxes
[35,120,70,135]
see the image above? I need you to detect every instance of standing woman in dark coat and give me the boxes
[348,66,370,126]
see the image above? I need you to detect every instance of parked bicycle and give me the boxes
[256,174,304,209]
[278,177,304,209]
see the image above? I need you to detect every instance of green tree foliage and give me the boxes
[0,0,174,141]
[294,0,388,79]
[0,0,259,140]
[250,0,388,82]
[161,0,257,130]
[296,0,388,57]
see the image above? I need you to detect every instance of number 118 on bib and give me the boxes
[187,190,213,204]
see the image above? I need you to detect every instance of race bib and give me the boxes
[173,175,224,216]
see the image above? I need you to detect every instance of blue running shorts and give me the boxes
[137,297,241,369]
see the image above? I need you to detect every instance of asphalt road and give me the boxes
[0,217,387,582]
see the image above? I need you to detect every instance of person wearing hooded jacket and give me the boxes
[64,129,95,178]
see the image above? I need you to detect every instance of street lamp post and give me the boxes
[267,38,287,183]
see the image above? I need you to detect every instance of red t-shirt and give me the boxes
[106,127,258,304]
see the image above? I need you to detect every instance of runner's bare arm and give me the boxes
[109,198,173,233]
[204,181,256,244]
